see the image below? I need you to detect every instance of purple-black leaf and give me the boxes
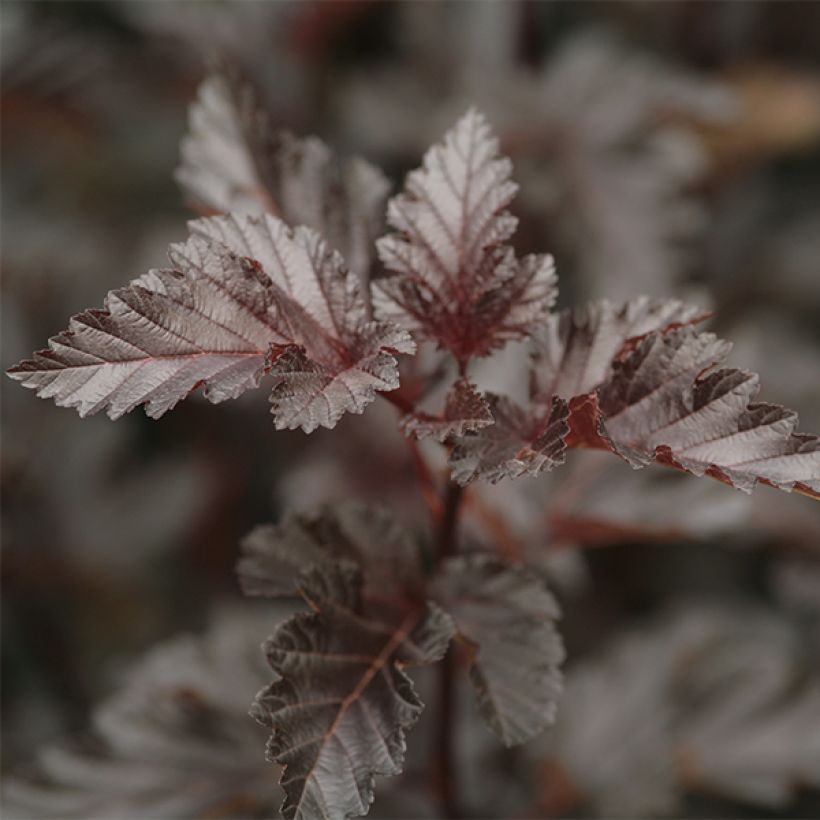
[2,609,277,819]
[431,554,564,746]
[239,505,455,819]
[238,503,426,603]
[7,243,284,420]
[253,559,453,820]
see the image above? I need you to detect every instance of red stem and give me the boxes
[434,481,464,818]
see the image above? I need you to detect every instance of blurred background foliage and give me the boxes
[2,2,820,818]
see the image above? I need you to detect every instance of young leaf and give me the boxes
[253,560,453,820]
[375,108,557,362]
[175,70,279,217]
[530,296,709,400]
[176,71,389,288]
[399,378,493,442]
[591,328,820,497]
[431,554,564,746]
[449,394,569,485]
[8,216,415,432]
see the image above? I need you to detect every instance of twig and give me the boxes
[434,480,464,818]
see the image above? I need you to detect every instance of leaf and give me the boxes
[531,296,709,401]
[175,69,280,217]
[238,505,455,818]
[238,503,426,603]
[449,394,569,485]
[375,108,557,362]
[431,555,564,746]
[399,378,493,442]
[3,608,279,819]
[6,242,284,421]
[252,560,453,820]
[590,327,820,497]
[8,216,415,432]
[176,70,389,288]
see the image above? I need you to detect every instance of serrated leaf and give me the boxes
[238,503,425,602]
[531,296,709,400]
[253,560,453,820]
[449,394,569,485]
[590,327,820,497]
[8,216,414,432]
[176,71,389,288]
[431,555,564,746]
[399,378,493,442]
[375,108,557,362]
[3,609,278,819]
[175,69,280,217]
[6,243,285,420]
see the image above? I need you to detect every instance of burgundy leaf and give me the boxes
[176,71,389,289]
[531,296,709,401]
[8,216,414,432]
[399,378,493,442]
[7,242,284,420]
[188,214,415,431]
[591,328,820,498]
[375,108,557,362]
[252,561,452,820]
[175,70,279,217]
[238,503,426,605]
[2,608,279,820]
[449,394,569,485]
[431,554,564,746]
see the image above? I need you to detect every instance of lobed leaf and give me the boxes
[253,560,453,820]
[399,378,493,442]
[587,328,820,497]
[431,555,564,746]
[238,503,426,603]
[375,108,557,362]
[8,216,415,433]
[531,296,709,400]
[175,70,279,217]
[443,295,702,486]
[239,505,455,819]
[449,394,569,485]
[6,243,284,420]
[176,70,389,288]
[2,609,279,819]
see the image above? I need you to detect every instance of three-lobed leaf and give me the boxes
[254,560,452,820]
[238,505,455,820]
[8,216,414,433]
[375,108,557,363]
[176,70,389,290]
[452,296,819,497]
[590,327,820,497]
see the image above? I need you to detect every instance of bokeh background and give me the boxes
[2,2,820,818]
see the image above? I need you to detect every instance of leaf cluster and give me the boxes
[6,67,820,819]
